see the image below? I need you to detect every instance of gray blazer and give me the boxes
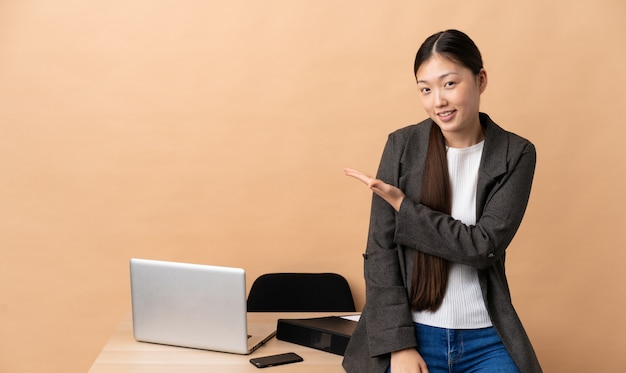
[342,113,542,372]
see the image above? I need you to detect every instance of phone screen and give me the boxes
[249,352,303,368]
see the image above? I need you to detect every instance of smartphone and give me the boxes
[249,352,303,368]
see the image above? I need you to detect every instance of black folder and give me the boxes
[276,316,358,356]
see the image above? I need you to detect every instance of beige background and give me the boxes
[1,1,625,372]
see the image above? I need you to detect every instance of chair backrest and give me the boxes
[247,273,356,312]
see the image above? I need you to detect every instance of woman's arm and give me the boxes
[395,141,536,269]
[346,141,536,270]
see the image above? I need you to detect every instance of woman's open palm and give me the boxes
[344,168,405,212]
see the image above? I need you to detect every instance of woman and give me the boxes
[342,30,542,373]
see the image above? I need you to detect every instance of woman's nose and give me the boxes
[434,90,447,107]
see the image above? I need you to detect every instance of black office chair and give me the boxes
[247,273,356,312]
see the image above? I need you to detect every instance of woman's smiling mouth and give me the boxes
[437,110,457,121]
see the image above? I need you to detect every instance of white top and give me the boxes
[412,140,492,329]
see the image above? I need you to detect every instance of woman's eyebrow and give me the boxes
[416,72,459,84]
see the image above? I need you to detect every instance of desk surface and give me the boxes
[89,312,355,373]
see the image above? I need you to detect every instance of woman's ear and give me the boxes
[478,68,488,93]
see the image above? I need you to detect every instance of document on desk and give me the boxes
[340,314,360,322]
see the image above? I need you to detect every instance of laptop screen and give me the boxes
[130,258,252,353]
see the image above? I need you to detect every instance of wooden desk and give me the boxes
[89,312,355,372]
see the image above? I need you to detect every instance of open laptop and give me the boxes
[129,258,276,354]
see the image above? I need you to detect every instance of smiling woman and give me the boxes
[342,30,542,373]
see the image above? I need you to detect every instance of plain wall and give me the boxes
[1,1,625,372]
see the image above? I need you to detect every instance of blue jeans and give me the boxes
[387,323,520,373]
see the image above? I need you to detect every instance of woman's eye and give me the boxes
[444,81,456,88]
[420,87,431,94]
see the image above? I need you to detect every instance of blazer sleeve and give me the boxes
[362,133,418,357]
[394,138,536,270]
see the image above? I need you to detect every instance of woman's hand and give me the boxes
[344,168,405,212]
[390,348,429,373]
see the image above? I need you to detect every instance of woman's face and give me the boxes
[415,54,487,147]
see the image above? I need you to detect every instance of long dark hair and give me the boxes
[410,30,484,312]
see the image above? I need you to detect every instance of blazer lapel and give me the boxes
[476,113,509,217]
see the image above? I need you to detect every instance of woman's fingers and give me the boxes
[343,168,375,186]
[344,167,405,212]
